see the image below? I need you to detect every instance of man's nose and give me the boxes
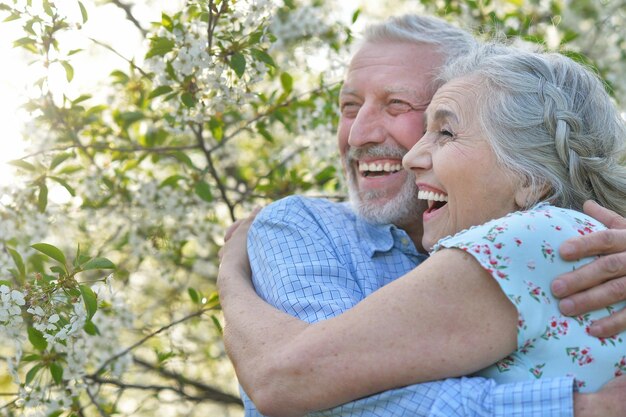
[347,105,386,148]
[402,135,431,173]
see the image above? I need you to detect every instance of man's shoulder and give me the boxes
[258,195,355,223]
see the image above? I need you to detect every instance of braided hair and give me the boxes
[440,44,626,216]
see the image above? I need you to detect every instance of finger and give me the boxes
[552,252,626,297]
[224,219,244,242]
[560,229,626,260]
[587,306,626,339]
[558,275,626,316]
[223,207,263,242]
[583,200,626,229]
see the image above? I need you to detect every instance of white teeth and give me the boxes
[358,162,403,172]
[417,190,448,202]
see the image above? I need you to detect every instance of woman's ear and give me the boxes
[514,180,551,209]
[514,185,533,209]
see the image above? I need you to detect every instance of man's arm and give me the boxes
[553,201,626,337]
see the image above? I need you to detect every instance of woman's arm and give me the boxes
[218,218,517,417]
[554,201,626,337]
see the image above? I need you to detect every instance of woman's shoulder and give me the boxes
[434,203,606,253]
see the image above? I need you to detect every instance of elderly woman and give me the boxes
[218,45,626,416]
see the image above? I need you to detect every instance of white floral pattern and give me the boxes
[434,203,626,392]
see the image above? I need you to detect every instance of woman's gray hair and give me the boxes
[363,15,478,69]
[440,44,626,215]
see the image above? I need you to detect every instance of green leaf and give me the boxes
[229,52,246,78]
[118,111,144,126]
[71,94,91,104]
[25,364,44,385]
[22,354,41,362]
[8,159,36,171]
[181,92,196,108]
[211,315,223,335]
[48,410,64,417]
[161,12,174,31]
[50,265,65,275]
[31,243,66,265]
[148,85,173,99]
[56,164,83,175]
[209,117,223,141]
[280,72,293,94]
[48,176,76,196]
[83,320,99,335]
[7,248,25,282]
[351,8,361,24]
[4,13,21,23]
[74,247,91,268]
[50,152,73,170]
[78,1,88,23]
[43,0,53,16]
[28,327,48,351]
[82,257,115,270]
[194,180,213,202]
[145,36,175,59]
[50,362,63,385]
[160,175,186,188]
[110,69,129,84]
[251,48,275,68]
[206,291,220,307]
[171,151,193,167]
[37,182,48,213]
[79,285,98,320]
[13,37,37,49]
[156,350,175,363]
[188,287,199,304]
[61,61,74,82]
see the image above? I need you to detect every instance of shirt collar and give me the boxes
[355,215,419,257]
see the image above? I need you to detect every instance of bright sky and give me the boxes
[0,1,365,188]
[0,19,29,186]
[0,1,170,187]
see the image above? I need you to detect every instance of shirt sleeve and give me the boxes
[244,198,575,417]
[247,196,363,323]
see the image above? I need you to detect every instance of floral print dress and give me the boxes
[433,203,626,392]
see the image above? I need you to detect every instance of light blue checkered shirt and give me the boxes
[245,195,574,417]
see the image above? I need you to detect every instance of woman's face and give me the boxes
[402,76,523,250]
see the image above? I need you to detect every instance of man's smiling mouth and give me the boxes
[358,161,403,177]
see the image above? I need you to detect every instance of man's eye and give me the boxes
[340,103,360,116]
[388,100,412,112]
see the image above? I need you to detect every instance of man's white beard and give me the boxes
[347,172,421,227]
[344,146,421,227]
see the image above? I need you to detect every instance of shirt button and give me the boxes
[401,238,409,246]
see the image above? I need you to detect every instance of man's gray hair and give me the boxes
[363,14,478,67]
[441,44,626,216]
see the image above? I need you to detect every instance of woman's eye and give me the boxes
[440,129,454,138]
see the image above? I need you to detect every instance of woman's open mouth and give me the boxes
[418,190,448,214]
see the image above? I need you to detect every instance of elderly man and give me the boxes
[227,14,626,417]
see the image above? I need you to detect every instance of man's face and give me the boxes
[338,41,444,238]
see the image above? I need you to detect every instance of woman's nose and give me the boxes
[402,134,432,173]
